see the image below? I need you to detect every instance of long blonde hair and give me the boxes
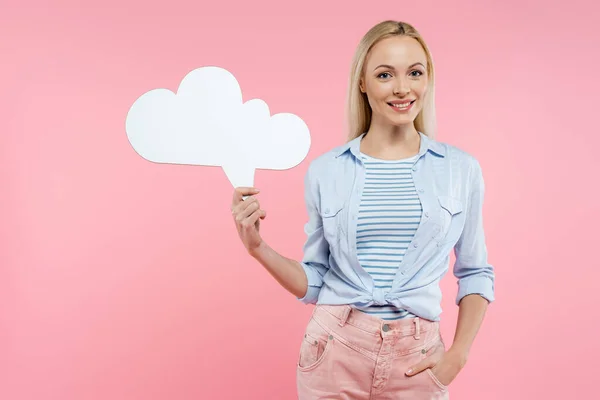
[345,20,437,142]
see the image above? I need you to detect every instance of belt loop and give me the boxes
[413,317,421,340]
[338,306,351,327]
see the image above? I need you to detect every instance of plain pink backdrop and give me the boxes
[2,0,599,399]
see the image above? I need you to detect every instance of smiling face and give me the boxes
[359,35,429,131]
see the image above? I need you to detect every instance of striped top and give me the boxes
[354,152,422,320]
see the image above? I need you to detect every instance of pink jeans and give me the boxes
[296,305,449,400]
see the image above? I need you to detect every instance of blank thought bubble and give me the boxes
[125,66,311,188]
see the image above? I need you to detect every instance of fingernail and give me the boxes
[406,369,413,375]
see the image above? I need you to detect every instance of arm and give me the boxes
[450,158,495,359]
[406,159,495,383]
[452,159,495,305]
[248,242,308,299]
[249,162,331,302]
[448,294,488,365]
[451,161,494,361]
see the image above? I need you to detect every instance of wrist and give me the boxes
[248,240,268,259]
[447,345,469,368]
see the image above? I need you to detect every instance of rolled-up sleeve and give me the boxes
[453,159,496,305]
[297,162,331,304]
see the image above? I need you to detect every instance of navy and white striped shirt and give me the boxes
[355,153,420,320]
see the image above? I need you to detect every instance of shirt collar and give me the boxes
[334,131,446,159]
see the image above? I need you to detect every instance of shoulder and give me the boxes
[433,139,486,191]
[302,144,350,203]
[305,144,348,179]
[434,139,482,173]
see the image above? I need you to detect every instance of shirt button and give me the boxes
[412,167,417,171]
[419,189,425,193]
[324,208,330,214]
[382,324,390,332]
[425,212,429,217]
[413,243,418,248]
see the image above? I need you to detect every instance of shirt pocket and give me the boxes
[320,201,344,248]
[436,195,464,245]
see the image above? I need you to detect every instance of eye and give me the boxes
[377,72,392,79]
[410,70,424,77]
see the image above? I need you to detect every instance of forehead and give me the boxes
[365,36,427,68]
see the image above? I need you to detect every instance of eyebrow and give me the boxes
[373,62,425,71]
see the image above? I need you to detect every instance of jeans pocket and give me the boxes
[420,336,449,391]
[297,318,334,372]
[426,368,449,391]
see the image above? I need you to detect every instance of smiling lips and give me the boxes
[388,99,415,111]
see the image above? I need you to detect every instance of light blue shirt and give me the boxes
[297,132,495,321]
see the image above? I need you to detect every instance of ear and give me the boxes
[359,78,365,93]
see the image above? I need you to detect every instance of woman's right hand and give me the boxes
[231,187,267,254]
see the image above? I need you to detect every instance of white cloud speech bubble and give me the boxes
[125,66,311,189]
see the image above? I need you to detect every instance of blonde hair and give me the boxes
[345,20,437,142]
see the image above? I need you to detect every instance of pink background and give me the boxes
[2,0,599,399]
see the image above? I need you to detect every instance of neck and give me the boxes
[360,124,421,160]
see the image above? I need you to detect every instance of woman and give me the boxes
[231,20,495,399]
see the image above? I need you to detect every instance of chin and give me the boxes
[388,116,416,125]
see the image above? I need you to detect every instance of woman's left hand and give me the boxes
[405,343,468,387]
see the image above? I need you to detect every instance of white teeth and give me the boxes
[390,102,412,108]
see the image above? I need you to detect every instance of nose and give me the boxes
[393,77,410,95]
